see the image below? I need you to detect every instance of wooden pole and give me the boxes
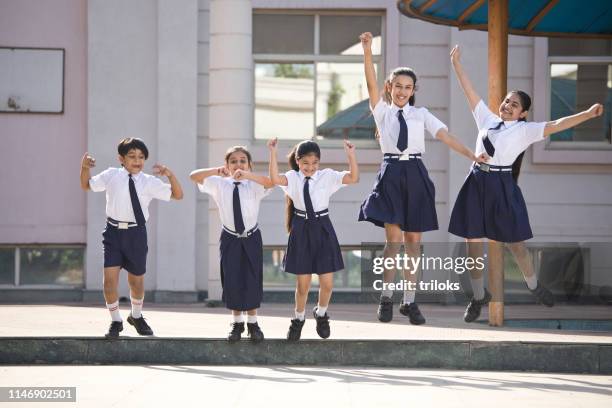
[487,0,508,327]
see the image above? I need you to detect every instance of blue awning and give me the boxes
[398,0,612,38]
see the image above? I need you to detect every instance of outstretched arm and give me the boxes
[436,128,489,163]
[267,138,288,186]
[342,140,360,184]
[450,45,481,112]
[154,164,183,200]
[233,169,275,189]
[80,152,95,191]
[360,32,380,108]
[189,166,229,184]
[544,104,604,137]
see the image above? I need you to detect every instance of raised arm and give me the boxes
[153,164,184,200]
[450,45,481,112]
[544,103,604,137]
[233,169,275,189]
[189,166,229,184]
[267,138,288,186]
[436,128,488,163]
[80,152,95,191]
[342,140,360,184]
[360,32,380,108]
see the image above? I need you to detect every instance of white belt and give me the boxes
[222,224,259,238]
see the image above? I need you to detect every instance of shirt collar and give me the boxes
[297,170,320,182]
[391,103,412,116]
[120,166,143,181]
[503,120,518,127]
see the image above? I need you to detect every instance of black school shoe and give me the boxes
[530,282,555,307]
[399,302,426,325]
[247,322,264,343]
[105,321,123,339]
[377,296,393,322]
[312,307,331,339]
[127,314,154,336]
[287,318,305,341]
[228,322,245,342]
[464,289,492,323]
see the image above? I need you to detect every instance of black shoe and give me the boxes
[127,314,154,336]
[377,296,393,322]
[228,322,245,342]
[530,282,554,307]
[399,302,426,325]
[313,307,331,339]
[287,318,305,341]
[105,321,123,339]
[247,322,264,343]
[464,289,492,323]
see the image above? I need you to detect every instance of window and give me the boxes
[253,11,384,141]
[0,245,84,287]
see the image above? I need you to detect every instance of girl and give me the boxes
[190,146,274,342]
[357,32,485,325]
[449,45,604,322]
[268,138,359,341]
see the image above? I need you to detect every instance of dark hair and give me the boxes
[285,140,321,232]
[383,67,418,106]
[507,90,532,182]
[118,138,149,159]
[224,146,253,170]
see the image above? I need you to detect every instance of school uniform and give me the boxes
[89,167,171,276]
[448,99,546,243]
[199,176,271,311]
[359,99,447,232]
[282,168,348,275]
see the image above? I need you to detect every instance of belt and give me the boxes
[384,153,422,162]
[294,208,329,219]
[473,162,513,173]
[106,217,139,229]
[223,224,259,238]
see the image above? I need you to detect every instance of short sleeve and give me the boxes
[371,99,388,128]
[280,170,299,195]
[422,109,448,138]
[323,168,349,195]
[522,122,546,147]
[252,181,273,201]
[146,176,172,201]
[89,168,115,192]
[472,100,498,131]
[198,175,222,197]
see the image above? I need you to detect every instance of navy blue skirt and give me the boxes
[283,212,344,275]
[358,158,438,232]
[219,228,263,311]
[448,166,533,243]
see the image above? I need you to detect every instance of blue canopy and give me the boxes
[398,0,612,38]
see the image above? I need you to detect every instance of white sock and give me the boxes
[106,301,122,322]
[247,314,257,324]
[316,305,328,317]
[525,274,538,290]
[294,310,305,321]
[470,277,485,300]
[130,296,143,318]
[381,289,393,299]
[402,290,416,305]
[233,313,245,323]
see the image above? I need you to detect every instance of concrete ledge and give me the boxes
[1,338,610,374]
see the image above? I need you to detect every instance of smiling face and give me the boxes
[499,92,529,121]
[296,153,320,177]
[387,74,415,108]
[226,151,251,175]
[118,148,146,174]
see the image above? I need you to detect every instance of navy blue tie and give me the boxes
[128,174,146,226]
[483,122,503,157]
[232,182,245,234]
[397,110,408,152]
[303,177,316,220]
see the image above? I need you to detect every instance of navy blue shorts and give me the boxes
[448,166,533,243]
[102,219,148,276]
[359,158,438,232]
[219,228,263,311]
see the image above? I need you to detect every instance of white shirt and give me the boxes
[371,99,448,154]
[199,176,272,231]
[472,100,546,166]
[89,167,172,222]
[280,169,348,212]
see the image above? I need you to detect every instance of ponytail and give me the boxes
[285,148,299,233]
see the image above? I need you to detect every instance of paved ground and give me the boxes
[0,365,611,408]
[0,303,610,342]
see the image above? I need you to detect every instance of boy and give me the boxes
[80,138,183,338]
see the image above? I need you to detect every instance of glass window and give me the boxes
[19,247,84,286]
[319,16,382,55]
[253,14,314,54]
[0,248,14,285]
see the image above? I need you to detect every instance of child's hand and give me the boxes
[475,152,490,163]
[81,152,96,169]
[343,139,356,154]
[216,166,230,177]
[267,137,278,151]
[587,103,604,118]
[450,45,461,65]
[153,164,173,178]
[359,32,373,51]
[233,169,250,181]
